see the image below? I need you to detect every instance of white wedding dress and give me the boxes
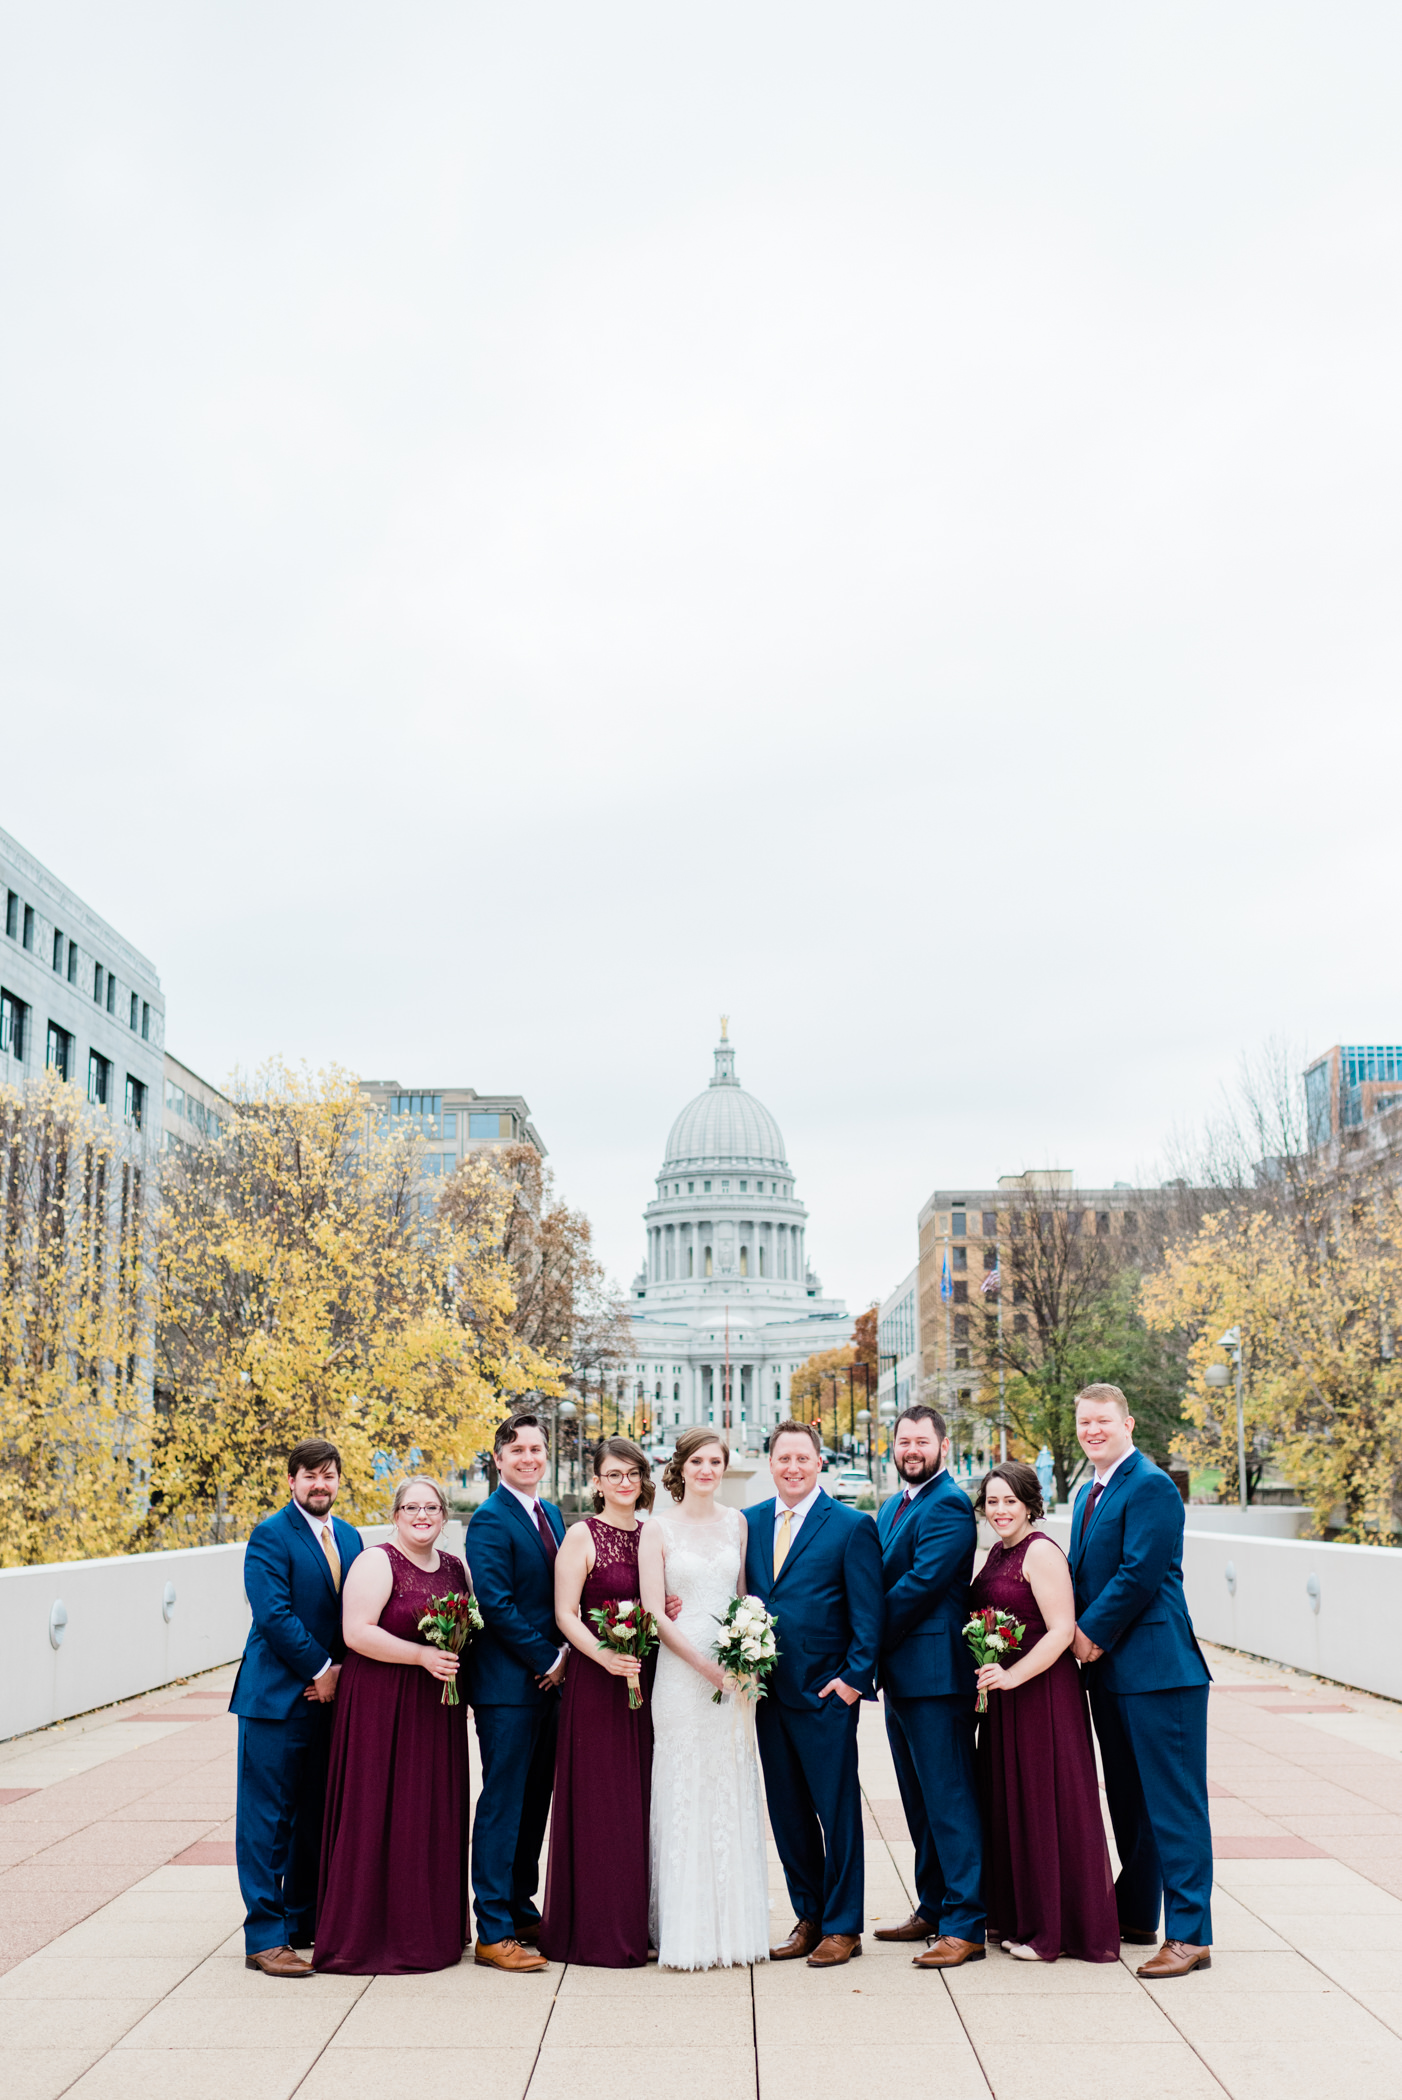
[648,1503,772,1968]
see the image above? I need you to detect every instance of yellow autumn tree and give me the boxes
[1142,1206,1402,1541]
[0,1067,155,1565]
[149,1063,563,1542]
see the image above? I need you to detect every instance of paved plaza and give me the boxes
[3,1644,1402,2100]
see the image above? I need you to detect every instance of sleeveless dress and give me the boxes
[649,1503,771,1969]
[539,1517,652,1967]
[314,1544,471,1974]
[968,1531,1119,1962]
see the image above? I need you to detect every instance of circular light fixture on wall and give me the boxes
[48,1600,68,1649]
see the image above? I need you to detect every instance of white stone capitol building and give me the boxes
[625,1026,849,1439]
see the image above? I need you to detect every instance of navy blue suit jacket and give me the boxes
[1069,1449,1210,1695]
[230,1502,365,1721]
[877,1471,977,1700]
[744,1492,883,1709]
[463,1486,566,1707]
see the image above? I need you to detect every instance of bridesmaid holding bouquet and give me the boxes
[539,1437,655,1968]
[969,1461,1119,1964]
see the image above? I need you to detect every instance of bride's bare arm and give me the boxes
[640,1519,727,1691]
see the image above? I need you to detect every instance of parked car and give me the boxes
[829,1467,872,1504]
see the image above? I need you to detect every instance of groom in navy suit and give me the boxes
[745,1419,883,1969]
[1070,1382,1213,1978]
[230,1437,364,1977]
[874,1404,986,1968]
[464,1413,567,1973]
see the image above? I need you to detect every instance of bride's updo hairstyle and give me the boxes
[974,1459,1044,1524]
[591,1436,655,1514]
[662,1426,731,1504]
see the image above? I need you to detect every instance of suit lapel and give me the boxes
[498,1484,553,1565]
[286,1502,338,1599]
[774,1491,833,1586]
[749,1498,777,1594]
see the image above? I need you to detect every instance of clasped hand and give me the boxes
[1071,1627,1103,1665]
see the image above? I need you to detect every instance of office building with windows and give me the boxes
[623,1027,849,1443]
[1304,1044,1402,1150]
[163,1055,229,1150]
[358,1081,546,1177]
[877,1267,920,1425]
[1,824,165,1141]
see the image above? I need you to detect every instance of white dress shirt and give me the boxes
[1091,1446,1136,1489]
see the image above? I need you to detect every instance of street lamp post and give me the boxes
[1206,1327,1247,1514]
[856,1407,872,1481]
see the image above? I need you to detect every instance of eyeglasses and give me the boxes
[599,1470,642,1486]
[398,1504,443,1518]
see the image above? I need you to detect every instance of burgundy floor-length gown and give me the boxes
[969,1531,1120,1963]
[314,1544,471,1974]
[539,1517,652,1967]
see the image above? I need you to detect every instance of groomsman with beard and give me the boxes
[745,1419,884,1969]
[1071,1382,1213,1977]
[464,1414,568,1973]
[873,1404,986,1968]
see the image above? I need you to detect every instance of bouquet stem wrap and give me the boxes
[417,1592,484,1706]
[589,1598,658,1710]
[961,1605,1026,1712]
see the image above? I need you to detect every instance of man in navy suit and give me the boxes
[230,1437,364,1977]
[1070,1382,1213,1978]
[744,1419,883,1969]
[464,1413,567,1973]
[873,1403,986,1968]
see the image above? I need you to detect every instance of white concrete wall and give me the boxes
[1044,1514,1402,1702]
[0,1542,252,1743]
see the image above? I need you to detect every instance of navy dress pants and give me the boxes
[1088,1678,1213,1946]
[471,1701,559,1944]
[236,1705,332,1955]
[756,1697,864,1938]
[884,1692,985,1942]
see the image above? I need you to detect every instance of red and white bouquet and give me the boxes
[588,1598,659,1710]
[417,1591,484,1706]
[712,1594,779,1705]
[961,1605,1026,1713]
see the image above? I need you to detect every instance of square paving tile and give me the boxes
[1192,2033,1402,2098]
[529,2044,755,2100]
[332,1991,555,2048]
[61,2045,321,2100]
[976,2040,1221,2100]
[5,2048,111,2100]
[1156,1986,1393,2043]
[117,1997,351,2049]
[0,1998,155,2050]
[756,2042,984,2100]
[298,2048,535,2100]
[0,1956,204,1999]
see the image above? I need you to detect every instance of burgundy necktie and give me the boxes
[890,1489,913,1529]
[1080,1479,1105,1538]
[535,1503,558,1562]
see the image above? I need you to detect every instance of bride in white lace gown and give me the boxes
[638,1430,771,1969]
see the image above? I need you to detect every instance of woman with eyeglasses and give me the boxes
[313,1476,472,1973]
[538,1436,655,1967]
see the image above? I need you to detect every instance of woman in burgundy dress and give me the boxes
[539,1436,654,1967]
[969,1460,1119,1964]
[314,1476,471,1973]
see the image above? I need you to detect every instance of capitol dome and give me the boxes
[662,1034,791,1173]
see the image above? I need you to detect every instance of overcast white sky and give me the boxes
[4,4,1401,1316]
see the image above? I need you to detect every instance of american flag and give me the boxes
[980,1264,1001,1297]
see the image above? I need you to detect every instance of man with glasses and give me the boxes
[230,1437,364,1977]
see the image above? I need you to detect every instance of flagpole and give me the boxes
[997,1263,1007,1463]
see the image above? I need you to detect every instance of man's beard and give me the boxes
[296,1488,334,1512]
[897,1453,941,1485]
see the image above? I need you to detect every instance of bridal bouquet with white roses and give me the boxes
[712,1594,779,1705]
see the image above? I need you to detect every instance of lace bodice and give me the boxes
[582,1517,643,1610]
[375,1543,469,1643]
[969,1532,1050,1641]
[650,1505,743,1644]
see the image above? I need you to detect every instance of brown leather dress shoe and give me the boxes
[1137,1940,1211,1978]
[807,1933,862,1967]
[874,1912,936,1943]
[1121,1926,1159,1946]
[515,1922,541,1945]
[913,1935,986,1969]
[770,1918,822,1961]
[245,1945,313,1977]
[474,1937,550,1973]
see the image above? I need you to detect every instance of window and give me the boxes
[52,928,63,971]
[188,1098,206,1135]
[1,989,27,1062]
[22,904,33,950]
[125,1075,146,1128]
[441,1111,457,1139]
[952,1246,967,1272]
[106,973,116,1015]
[954,1347,969,1369]
[46,1023,72,1079]
[952,1280,968,1303]
[951,1209,966,1238]
[67,940,78,984]
[94,962,104,1002]
[129,991,138,1031]
[982,1211,997,1236]
[687,1248,694,1276]
[703,1180,711,1192]
[1013,1314,1029,1336]
[739,1179,747,1192]
[88,1050,111,1106]
[1122,1212,1137,1235]
[687,1181,694,1193]
[759,1246,766,1277]
[5,891,17,939]
[468,1112,500,1140]
[704,1246,713,1276]
[721,1179,729,1193]
[740,1246,749,1277]
[1095,1212,1110,1236]
[141,1001,150,1040]
[984,1246,998,1271]
[165,1080,185,1116]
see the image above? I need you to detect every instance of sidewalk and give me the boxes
[3,1642,1402,2099]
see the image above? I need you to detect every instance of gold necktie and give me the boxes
[773,1507,792,1579]
[320,1522,342,1593]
